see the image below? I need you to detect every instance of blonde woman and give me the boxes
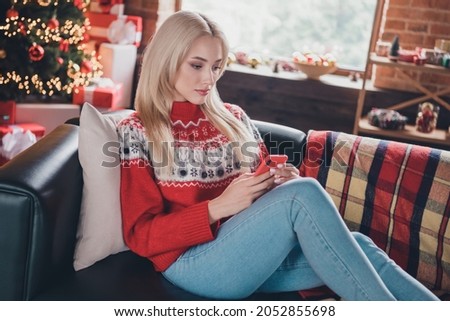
[117,11,438,301]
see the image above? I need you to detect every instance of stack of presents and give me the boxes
[73,0,142,111]
[0,0,142,165]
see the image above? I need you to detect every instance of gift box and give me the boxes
[0,123,45,140]
[0,123,45,165]
[99,43,137,108]
[0,100,16,125]
[89,0,124,15]
[73,80,123,109]
[16,103,80,135]
[86,12,142,47]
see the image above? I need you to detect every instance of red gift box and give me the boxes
[0,100,16,125]
[72,83,123,108]
[0,123,46,140]
[86,12,142,47]
[90,0,124,14]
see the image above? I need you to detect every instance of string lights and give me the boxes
[0,0,102,99]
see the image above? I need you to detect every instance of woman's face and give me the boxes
[173,35,223,104]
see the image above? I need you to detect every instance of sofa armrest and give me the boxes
[253,120,306,167]
[0,124,82,300]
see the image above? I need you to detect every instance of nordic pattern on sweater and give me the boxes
[117,102,266,271]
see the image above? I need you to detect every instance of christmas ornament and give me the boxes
[28,44,45,62]
[57,57,64,65]
[38,0,52,6]
[18,22,27,35]
[67,62,81,78]
[6,8,19,19]
[0,49,6,59]
[59,39,69,52]
[74,0,85,9]
[47,18,59,30]
[81,60,93,73]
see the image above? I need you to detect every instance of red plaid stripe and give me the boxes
[300,130,450,292]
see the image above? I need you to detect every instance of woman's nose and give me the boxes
[202,69,215,85]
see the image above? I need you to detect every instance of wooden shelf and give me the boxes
[352,0,450,150]
[354,52,450,149]
[358,117,450,147]
[369,53,450,76]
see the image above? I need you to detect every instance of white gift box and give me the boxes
[86,12,142,47]
[99,43,137,108]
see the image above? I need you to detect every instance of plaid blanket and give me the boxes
[300,130,450,292]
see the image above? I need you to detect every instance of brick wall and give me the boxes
[373,0,450,93]
[124,0,178,50]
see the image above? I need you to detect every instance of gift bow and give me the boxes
[90,77,116,88]
[107,16,137,45]
[0,126,37,160]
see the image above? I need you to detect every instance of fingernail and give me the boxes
[277,164,283,168]
[269,168,276,175]
[274,178,281,184]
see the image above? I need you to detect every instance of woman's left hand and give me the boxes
[270,163,300,185]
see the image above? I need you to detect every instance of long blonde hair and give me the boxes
[135,11,257,174]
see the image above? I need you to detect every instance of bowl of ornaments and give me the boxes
[293,52,337,79]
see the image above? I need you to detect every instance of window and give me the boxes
[182,0,378,71]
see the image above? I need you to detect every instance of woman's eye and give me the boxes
[191,64,202,70]
[213,66,221,72]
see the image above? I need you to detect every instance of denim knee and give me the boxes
[282,177,334,210]
[282,177,325,198]
[351,232,390,262]
[352,232,376,250]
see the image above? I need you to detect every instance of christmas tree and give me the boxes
[0,0,102,101]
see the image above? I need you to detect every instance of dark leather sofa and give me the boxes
[0,111,307,301]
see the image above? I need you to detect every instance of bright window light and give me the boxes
[182,0,377,71]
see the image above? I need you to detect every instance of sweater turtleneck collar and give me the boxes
[170,101,205,121]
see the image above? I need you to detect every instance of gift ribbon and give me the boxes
[107,16,138,45]
[82,78,117,103]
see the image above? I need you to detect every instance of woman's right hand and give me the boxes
[208,171,275,224]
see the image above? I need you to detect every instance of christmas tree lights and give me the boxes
[0,0,102,100]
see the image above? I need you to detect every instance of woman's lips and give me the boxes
[196,89,210,96]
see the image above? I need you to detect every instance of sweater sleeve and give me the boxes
[117,116,217,270]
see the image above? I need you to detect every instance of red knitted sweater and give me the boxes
[117,102,266,271]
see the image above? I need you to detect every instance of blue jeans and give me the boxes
[163,178,439,301]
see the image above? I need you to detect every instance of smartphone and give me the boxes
[254,154,288,176]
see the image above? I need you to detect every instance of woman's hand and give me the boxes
[270,163,300,185]
[208,171,275,224]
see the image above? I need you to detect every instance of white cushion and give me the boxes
[73,103,128,271]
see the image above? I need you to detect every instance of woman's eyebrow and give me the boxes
[190,56,222,63]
